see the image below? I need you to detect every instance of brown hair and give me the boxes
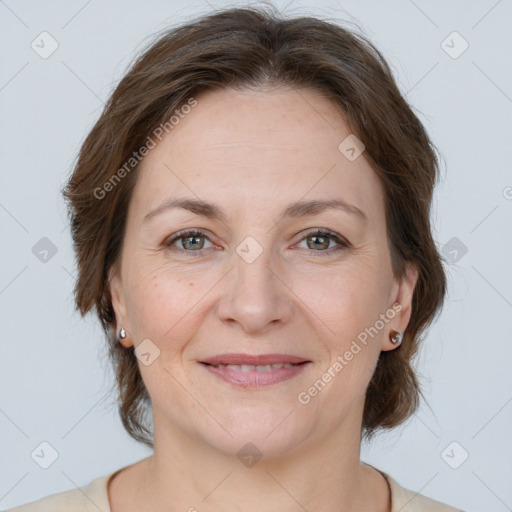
[62,4,447,448]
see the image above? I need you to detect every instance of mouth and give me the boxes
[200,353,309,366]
[199,354,311,388]
[202,362,303,371]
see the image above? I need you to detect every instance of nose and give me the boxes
[216,243,293,335]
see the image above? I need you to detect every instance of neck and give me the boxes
[125,407,390,512]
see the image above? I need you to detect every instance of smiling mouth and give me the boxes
[199,361,310,388]
[201,362,305,371]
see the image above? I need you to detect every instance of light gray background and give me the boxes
[1,1,511,511]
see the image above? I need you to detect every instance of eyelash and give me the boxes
[163,228,350,258]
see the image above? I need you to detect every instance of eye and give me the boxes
[295,229,350,256]
[163,229,214,254]
[163,228,350,257]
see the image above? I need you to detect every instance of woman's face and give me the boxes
[109,86,417,457]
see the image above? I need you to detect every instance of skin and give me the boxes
[107,85,418,512]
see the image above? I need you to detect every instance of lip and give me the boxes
[200,353,309,365]
[200,360,311,388]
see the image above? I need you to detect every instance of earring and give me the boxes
[119,327,126,340]
[389,329,403,345]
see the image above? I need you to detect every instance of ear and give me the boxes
[108,264,129,342]
[381,261,419,351]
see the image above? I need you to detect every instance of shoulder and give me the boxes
[382,471,464,512]
[3,473,113,512]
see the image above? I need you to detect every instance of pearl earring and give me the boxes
[119,327,126,340]
[389,329,403,345]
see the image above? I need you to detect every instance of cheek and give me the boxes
[306,258,387,330]
[306,259,389,380]
[125,264,202,342]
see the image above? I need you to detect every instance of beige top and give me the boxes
[4,465,464,511]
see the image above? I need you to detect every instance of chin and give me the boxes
[198,406,312,460]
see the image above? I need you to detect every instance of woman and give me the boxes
[7,4,463,511]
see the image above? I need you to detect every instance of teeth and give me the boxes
[212,363,296,371]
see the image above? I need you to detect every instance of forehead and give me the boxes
[131,86,385,227]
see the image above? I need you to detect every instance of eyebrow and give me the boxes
[143,197,367,224]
